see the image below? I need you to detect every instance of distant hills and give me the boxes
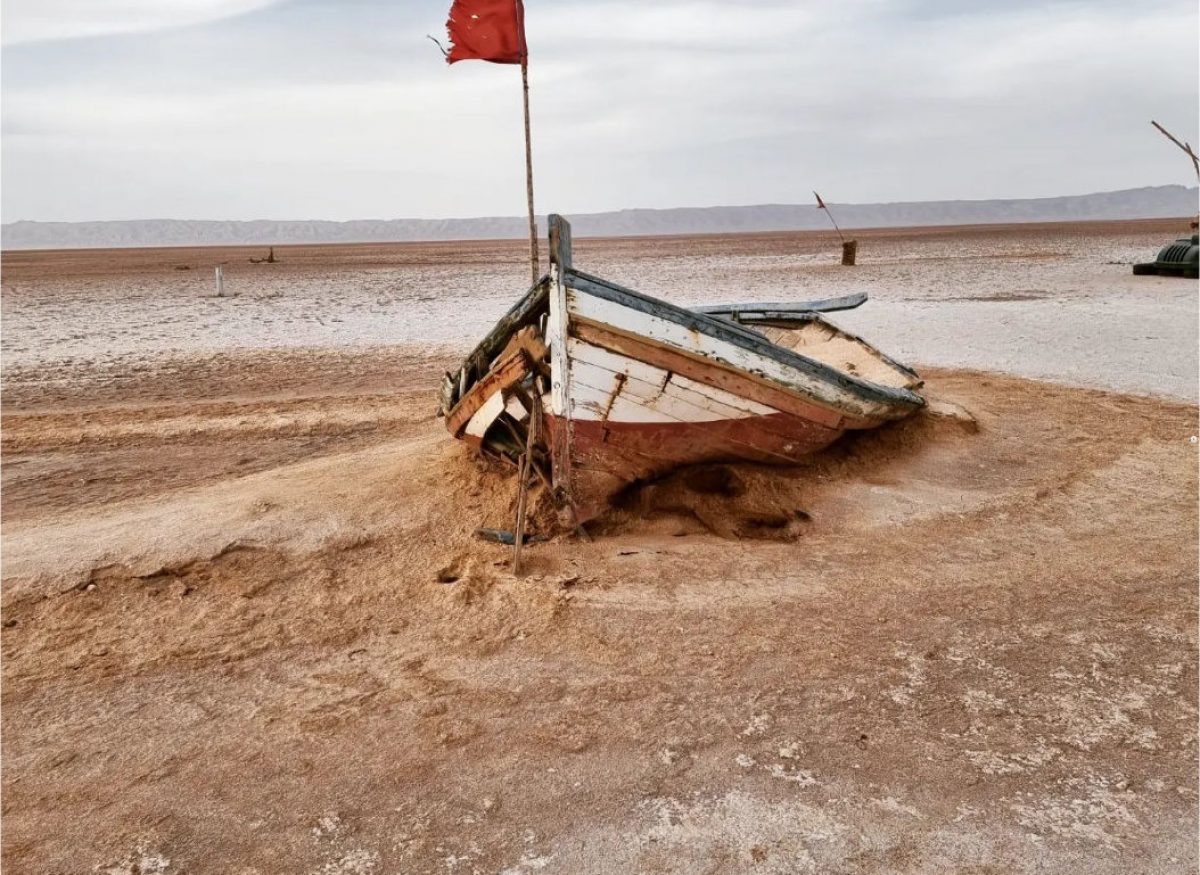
[3,185,1196,250]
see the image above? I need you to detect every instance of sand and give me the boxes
[1,219,1197,873]
[3,219,1196,398]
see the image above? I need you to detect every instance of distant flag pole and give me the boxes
[814,191,846,244]
[441,0,539,285]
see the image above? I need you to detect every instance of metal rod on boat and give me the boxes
[521,56,539,285]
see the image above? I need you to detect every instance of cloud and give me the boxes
[2,0,1196,221]
[0,0,287,45]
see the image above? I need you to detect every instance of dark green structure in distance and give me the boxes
[1132,230,1199,279]
[1134,122,1199,278]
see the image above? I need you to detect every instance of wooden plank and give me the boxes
[669,370,777,415]
[445,279,548,413]
[445,349,531,438]
[571,412,840,470]
[568,344,775,424]
[498,325,549,372]
[554,408,793,485]
[568,375,677,424]
[561,407,841,494]
[504,394,529,421]
[568,337,775,418]
[549,213,573,271]
[570,319,850,429]
[512,390,541,576]
[546,215,574,496]
[565,336,840,466]
[568,286,901,421]
[465,388,507,439]
[439,372,456,416]
[566,270,923,418]
[574,363,762,423]
[694,292,868,317]
[568,367,829,466]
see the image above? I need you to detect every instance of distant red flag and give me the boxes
[445,0,527,65]
[814,191,827,210]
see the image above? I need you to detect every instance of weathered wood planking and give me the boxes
[694,292,868,318]
[442,279,548,414]
[547,215,576,505]
[567,337,776,423]
[561,332,844,470]
[465,388,507,442]
[570,319,855,430]
[565,272,923,421]
[445,348,533,438]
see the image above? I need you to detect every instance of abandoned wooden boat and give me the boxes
[440,215,925,524]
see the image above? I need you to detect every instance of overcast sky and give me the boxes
[2,0,1197,222]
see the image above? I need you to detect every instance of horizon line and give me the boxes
[3,183,1197,227]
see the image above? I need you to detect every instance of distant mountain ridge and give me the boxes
[4,185,1196,250]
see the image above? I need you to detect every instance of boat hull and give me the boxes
[442,213,924,527]
[545,268,921,521]
[546,411,843,521]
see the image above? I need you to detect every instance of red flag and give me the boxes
[814,191,827,210]
[445,0,527,65]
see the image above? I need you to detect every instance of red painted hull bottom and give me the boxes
[547,412,861,522]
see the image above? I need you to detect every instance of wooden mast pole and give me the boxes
[815,192,846,244]
[825,208,847,245]
[520,55,538,285]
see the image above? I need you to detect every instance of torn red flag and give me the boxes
[445,0,527,65]
[814,191,827,210]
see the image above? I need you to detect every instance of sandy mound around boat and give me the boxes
[2,354,1196,874]
[0,372,1014,595]
[600,396,977,540]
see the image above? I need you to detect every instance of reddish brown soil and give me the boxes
[1,217,1186,281]
[2,339,1196,873]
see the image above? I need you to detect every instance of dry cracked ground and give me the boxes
[2,223,1197,874]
